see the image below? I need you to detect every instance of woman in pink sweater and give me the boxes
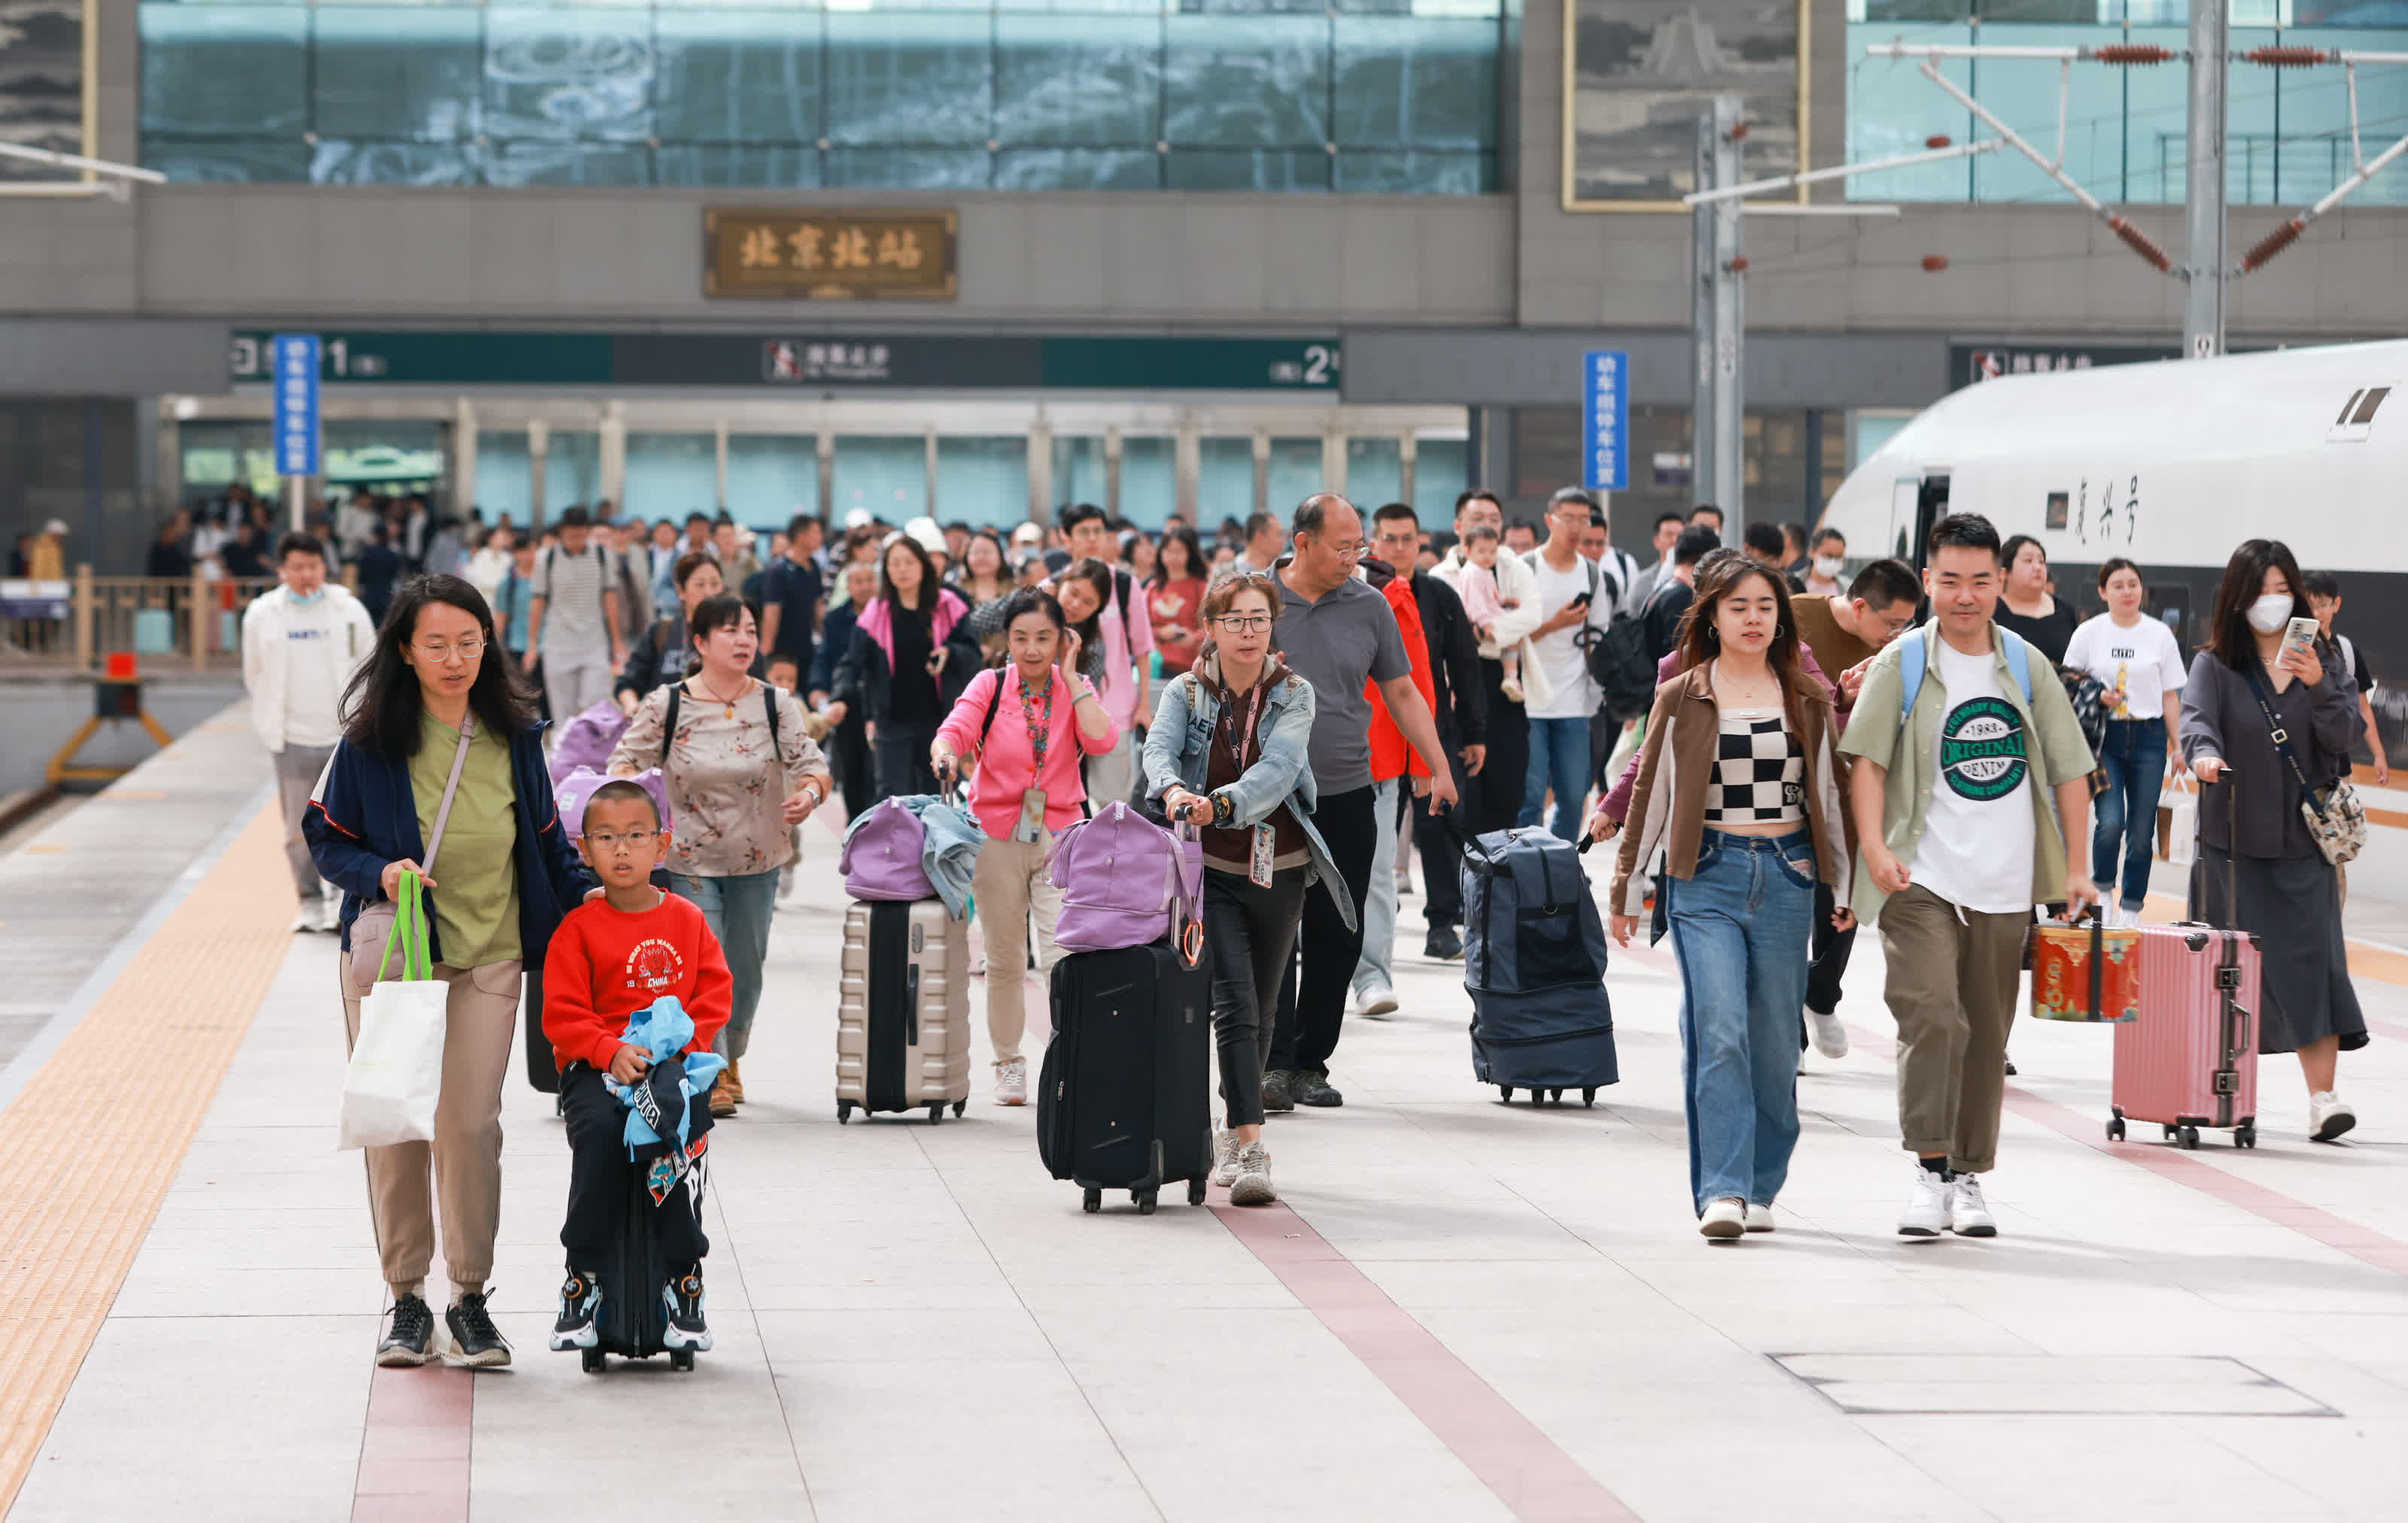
[929,587,1117,1105]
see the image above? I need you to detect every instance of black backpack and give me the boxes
[1555,557,1655,724]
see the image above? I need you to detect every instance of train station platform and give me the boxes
[4,705,2406,1523]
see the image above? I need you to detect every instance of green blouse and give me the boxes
[410,709,521,968]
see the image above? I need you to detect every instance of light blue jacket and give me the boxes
[1142,655,1355,931]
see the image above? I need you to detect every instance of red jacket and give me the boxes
[543,892,733,1072]
[1367,567,1436,783]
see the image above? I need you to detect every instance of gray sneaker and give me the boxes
[1260,1070,1297,1114]
[1211,1129,1242,1188]
[1227,1141,1278,1206]
[1292,1068,1343,1108]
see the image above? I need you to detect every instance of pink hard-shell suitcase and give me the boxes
[2108,778,2260,1150]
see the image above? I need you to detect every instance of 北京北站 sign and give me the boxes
[705,209,957,300]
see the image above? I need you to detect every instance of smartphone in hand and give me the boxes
[2279,616,2320,669]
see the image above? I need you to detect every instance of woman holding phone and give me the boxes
[832,533,981,798]
[929,588,1116,1106]
[2063,558,2188,928]
[2179,540,2367,1142]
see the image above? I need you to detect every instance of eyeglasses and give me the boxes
[412,638,485,663]
[1312,540,1367,561]
[1214,614,1274,634]
[582,828,659,853]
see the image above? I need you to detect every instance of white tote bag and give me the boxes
[339,872,448,1151]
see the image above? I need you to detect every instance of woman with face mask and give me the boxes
[2179,540,2367,1143]
[1801,528,1850,597]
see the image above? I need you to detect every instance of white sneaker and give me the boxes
[1807,1008,1850,1060]
[1947,1174,1996,1237]
[1227,1141,1277,1206]
[290,911,317,935]
[2310,1090,2358,1142]
[1357,986,1400,1020]
[1699,1197,1747,1239]
[1744,1202,1775,1233]
[1899,1167,1950,1236]
[1211,1129,1242,1187]
[993,1057,1028,1106]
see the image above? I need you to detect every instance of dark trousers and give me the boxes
[1203,868,1306,1128]
[559,1063,709,1273]
[831,715,874,820]
[1469,659,1528,836]
[1589,710,1620,792]
[1413,741,1474,929]
[1806,879,1856,1018]
[872,719,941,798]
[1269,785,1379,1075]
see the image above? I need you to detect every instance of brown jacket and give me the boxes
[1610,661,1855,918]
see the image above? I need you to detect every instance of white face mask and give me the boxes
[2245,592,2294,634]
[1812,555,1844,579]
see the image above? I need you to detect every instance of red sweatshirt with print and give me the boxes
[542,892,733,1072]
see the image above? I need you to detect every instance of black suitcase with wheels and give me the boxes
[523,968,559,1096]
[581,1161,701,1373]
[1040,941,1214,1215]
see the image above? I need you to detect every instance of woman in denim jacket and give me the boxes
[1143,573,1351,1206]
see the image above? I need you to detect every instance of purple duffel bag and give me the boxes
[554,765,672,840]
[841,796,935,901]
[1047,802,1202,958]
[549,700,630,785]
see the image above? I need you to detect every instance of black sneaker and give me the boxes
[1424,926,1464,962]
[376,1293,435,1367]
[445,1290,512,1367]
[1293,1067,1344,1108]
[662,1269,713,1351]
[1260,1069,1297,1114]
[549,1270,602,1351]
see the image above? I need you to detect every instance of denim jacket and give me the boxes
[1142,654,1355,931]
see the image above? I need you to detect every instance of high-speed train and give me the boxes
[1820,339,2405,685]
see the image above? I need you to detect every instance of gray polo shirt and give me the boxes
[531,540,615,658]
[1274,567,1411,795]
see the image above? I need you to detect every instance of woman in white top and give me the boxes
[2063,556,2188,926]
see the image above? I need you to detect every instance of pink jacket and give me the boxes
[935,666,1119,839]
[856,588,967,673]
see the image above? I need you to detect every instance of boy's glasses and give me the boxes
[582,828,659,853]
[1214,615,1273,633]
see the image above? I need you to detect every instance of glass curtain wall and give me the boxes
[546,431,602,519]
[1119,436,1175,528]
[625,432,718,521]
[935,436,1028,526]
[727,434,819,525]
[832,434,927,522]
[138,0,1506,193]
[1846,0,2408,205]
[1196,436,1256,532]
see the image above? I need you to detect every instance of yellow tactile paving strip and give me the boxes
[0,803,292,1515]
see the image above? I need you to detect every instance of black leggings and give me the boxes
[1203,868,1306,1128]
[1269,784,1379,1075]
[559,1063,708,1273]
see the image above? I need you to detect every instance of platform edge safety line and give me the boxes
[1209,1196,1642,1523]
[0,800,293,1520]
[0,780,274,1114]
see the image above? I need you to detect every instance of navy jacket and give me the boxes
[305,719,597,971]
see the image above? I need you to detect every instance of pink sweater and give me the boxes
[935,666,1120,839]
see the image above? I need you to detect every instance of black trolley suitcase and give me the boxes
[1462,824,1619,1106]
[1040,938,1215,1215]
[581,1168,702,1373]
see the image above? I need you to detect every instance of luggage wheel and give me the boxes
[1498,1086,1513,1103]
[927,1105,944,1125]
[1548,1089,1564,1105]
[580,1348,605,1375]
[1136,1190,1158,1215]
[2106,1116,2126,1142]
[2235,1121,2258,1149]
[1582,1088,1597,1108]
[670,1348,696,1373]
[1082,1188,1102,1214]
[837,1101,853,1125]
[1187,1178,1208,1206]
[2178,1125,2202,1150]
[952,1100,966,1117]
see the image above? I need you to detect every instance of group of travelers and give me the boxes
[229,475,2380,1367]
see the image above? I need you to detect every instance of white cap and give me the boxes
[1010,521,1045,546]
[903,515,946,556]
[843,507,873,530]
[43,518,67,537]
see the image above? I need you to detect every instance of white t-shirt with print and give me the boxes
[1908,634,2039,915]
[1522,552,1616,720]
[2063,613,2185,722]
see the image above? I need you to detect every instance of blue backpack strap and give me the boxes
[1998,627,2035,704]
[1898,626,1929,721]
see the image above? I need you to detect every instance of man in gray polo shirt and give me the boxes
[1263,494,1458,1110]
[524,504,627,736]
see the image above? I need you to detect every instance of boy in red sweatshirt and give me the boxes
[543,780,733,1354]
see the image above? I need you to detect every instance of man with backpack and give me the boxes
[524,506,628,735]
[1516,491,1619,841]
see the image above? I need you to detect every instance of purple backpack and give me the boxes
[1047,802,1202,959]
[841,797,935,901]
[550,700,629,785]
[553,766,672,840]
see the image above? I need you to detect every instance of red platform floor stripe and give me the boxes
[351,1364,475,1523]
[1211,1196,1640,1523]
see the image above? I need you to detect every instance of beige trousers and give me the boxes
[339,951,524,1294]
[1877,883,2026,1174]
[972,833,1063,1064]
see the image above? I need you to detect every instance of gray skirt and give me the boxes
[2191,847,2369,1055]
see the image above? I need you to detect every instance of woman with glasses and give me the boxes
[610,594,832,1117]
[929,587,1116,1106]
[614,550,727,713]
[306,573,597,1370]
[1143,573,1353,1206]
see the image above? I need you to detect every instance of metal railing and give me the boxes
[0,567,280,673]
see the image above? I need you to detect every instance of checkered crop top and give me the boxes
[1703,708,1805,825]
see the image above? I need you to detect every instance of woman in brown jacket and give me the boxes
[1607,558,1855,1239]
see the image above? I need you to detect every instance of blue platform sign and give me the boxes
[1582,350,1628,493]
[271,333,321,476]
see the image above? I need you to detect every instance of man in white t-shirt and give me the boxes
[1515,492,1617,841]
[1843,514,2099,1241]
[242,532,376,932]
[524,505,627,733]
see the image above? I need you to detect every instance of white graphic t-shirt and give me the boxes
[1908,635,2038,915]
[2063,613,2185,722]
